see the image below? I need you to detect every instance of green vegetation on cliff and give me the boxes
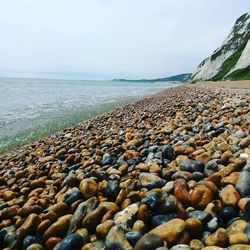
[227,66,250,80]
[211,48,243,81]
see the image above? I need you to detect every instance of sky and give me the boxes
[0,0,249,80]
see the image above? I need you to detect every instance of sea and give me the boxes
[0,77,179,152]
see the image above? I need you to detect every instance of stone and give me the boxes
[221,151,232,163]
[162,144,174,160]
[56,234,83,250]
[204,228,228,247]
[105,225,133,250]
[139,173,165,189]
[134,233,164,250]
[239,136,250,148]
[244,222,250,240]
[26,244,45,250]
[170,245,190,250]
[204,160,219,176]
[238,198,250,211]
[219,206,238,223]
[151,214,178,227]
[104,180,120,202]
[125,231,143,245]
[79,178,98,199]
[243,201,250,221]
[195,153,211,164]
[236,171,250,197]
[141,191,161,209]
[187,210,212,224]
[150,219,185,245]
[74,228,89,245]
[96,220,115,238]
[211,128,225,138]
[23,235,38,249]
[16,213,41,239]
[178,160,205,173]
[235,130,246,138]
[174,186,191,207]
[45,237,62,250]
[43,214,72,240]
[82,206,107,231]
[189,239,204,250]
[65,189,82,205]
[229,233,249,245]
[230,245,250,250]
[190,185,213,210]
[114,203,139,227]
[185,218,202,238]
[137,204,150,223]
[160,195,178,213]
[205,217,221,233]
[68,197,98,234]
[219,184,240,206]
[132,220,146,234]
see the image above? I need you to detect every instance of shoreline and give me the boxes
[0,83,182,155]
[0,83,250,249]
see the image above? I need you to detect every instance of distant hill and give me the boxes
[192,13,250,81]
[113,73,192,83]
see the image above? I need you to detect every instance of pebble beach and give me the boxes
[0,84,250,250]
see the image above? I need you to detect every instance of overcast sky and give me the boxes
[0,0,249,80]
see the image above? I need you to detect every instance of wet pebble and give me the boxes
[56,234,83,250]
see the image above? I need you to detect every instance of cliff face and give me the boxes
[192,13,250,81]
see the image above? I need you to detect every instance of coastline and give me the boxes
[0,82,182,154]
[0,83,250,249]
[0,78,179,154]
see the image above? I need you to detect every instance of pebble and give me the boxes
[170,245,190,250]
[125,231,143,245]
[56,234,83,250]
[134,233,164,250]
[79,178,98,199]
[185,218,202,237]
[26,243,45,250]
[151,213,178,227]
[219,184,240,206]
[243,201,250,222]
[205,228,228,247]
[114,203,139,227]
[178,160,205,173]
[139,173,165,189]
[105,225,133,250]
[0,86,250,249]
[150,218,186,245]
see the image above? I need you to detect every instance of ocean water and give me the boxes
[0,77,179,151]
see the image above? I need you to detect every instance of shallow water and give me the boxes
[0,77,179,151]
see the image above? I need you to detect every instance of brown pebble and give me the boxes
[16,213,41,239]
[185,218,202,238]
[220,184,240,206]
[79,178,98,199]
[43,214,72,240]
[191,185,213,210]
[96,220,114,238]
[30,179,46,189]
[45,237,62,250]
[205,228,228,247]
[137,204,150,223]
[132,220,147,234]
[18,205,42,217]
[37,219,52,236]
[229,233,249,245]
